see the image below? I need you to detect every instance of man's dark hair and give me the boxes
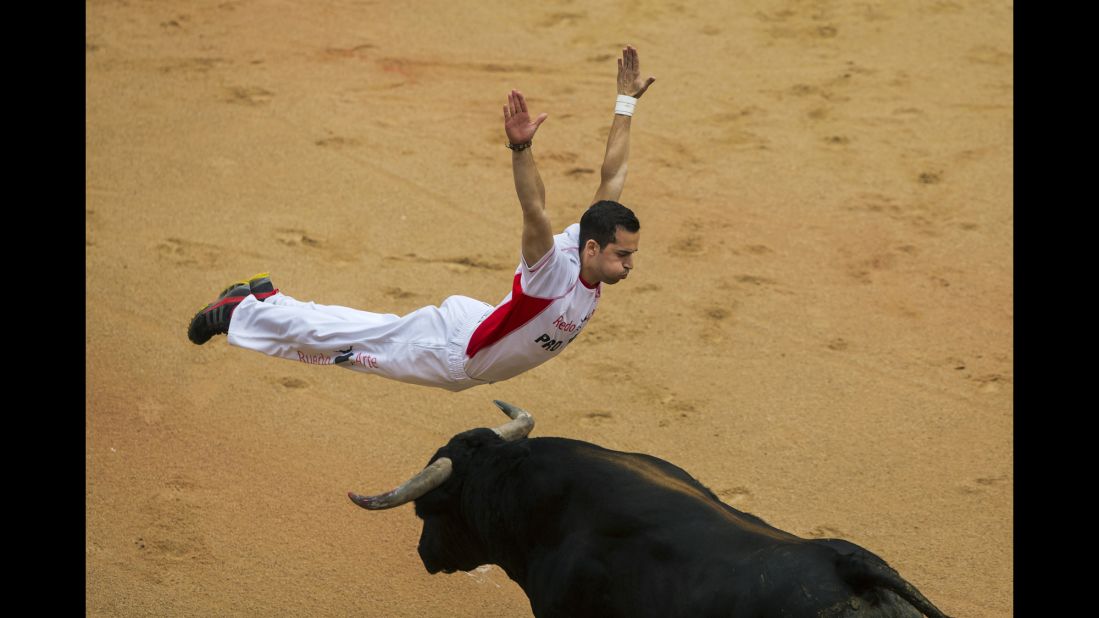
[579,200,640,250]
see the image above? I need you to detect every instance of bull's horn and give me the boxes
[348,457,453,510]
[492,400,535,442]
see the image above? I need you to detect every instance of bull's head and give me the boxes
[348,400,535,574]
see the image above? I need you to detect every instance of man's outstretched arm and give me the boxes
[592,45,657,205]
[504,89,554,267]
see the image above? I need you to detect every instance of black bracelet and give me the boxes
[507,140,532,151]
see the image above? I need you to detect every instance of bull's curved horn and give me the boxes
[348,457,453,510]
[492,400,535,442]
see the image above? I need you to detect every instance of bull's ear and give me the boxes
[491,400,534,441]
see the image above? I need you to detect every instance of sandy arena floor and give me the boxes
[87,1,1012,615]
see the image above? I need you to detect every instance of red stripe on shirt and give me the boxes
[465,273,553,359]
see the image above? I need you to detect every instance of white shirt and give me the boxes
[464,223,600,383]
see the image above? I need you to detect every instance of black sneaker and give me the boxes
[188,283,251,345]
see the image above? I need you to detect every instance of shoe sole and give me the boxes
[198,272,276,313]
[218,272,270,299]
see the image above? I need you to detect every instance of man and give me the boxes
[188,46,656,391]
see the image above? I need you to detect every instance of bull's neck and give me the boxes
[462,466,537,588]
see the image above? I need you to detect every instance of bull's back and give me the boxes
[520,439,935,618]
[520,440,815,613]
[526,438,791,539]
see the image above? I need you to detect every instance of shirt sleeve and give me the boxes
[518,225,579,298]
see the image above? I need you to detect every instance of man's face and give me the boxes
[584,228,640,285]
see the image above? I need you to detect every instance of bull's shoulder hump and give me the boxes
[525,437,795,540]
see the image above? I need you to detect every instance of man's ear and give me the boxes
[583,239,601,256]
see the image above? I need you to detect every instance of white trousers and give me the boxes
[227,293,494,391]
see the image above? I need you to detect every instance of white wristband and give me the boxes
[615,95,637,117]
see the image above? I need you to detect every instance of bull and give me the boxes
[349,401,951,618]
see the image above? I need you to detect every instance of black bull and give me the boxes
[350,401,951,618]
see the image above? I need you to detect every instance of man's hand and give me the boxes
[618,45,656,98]
[503,90,547,145]
[592,46,655,204]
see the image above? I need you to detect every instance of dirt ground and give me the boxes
[86,1,1012,615]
